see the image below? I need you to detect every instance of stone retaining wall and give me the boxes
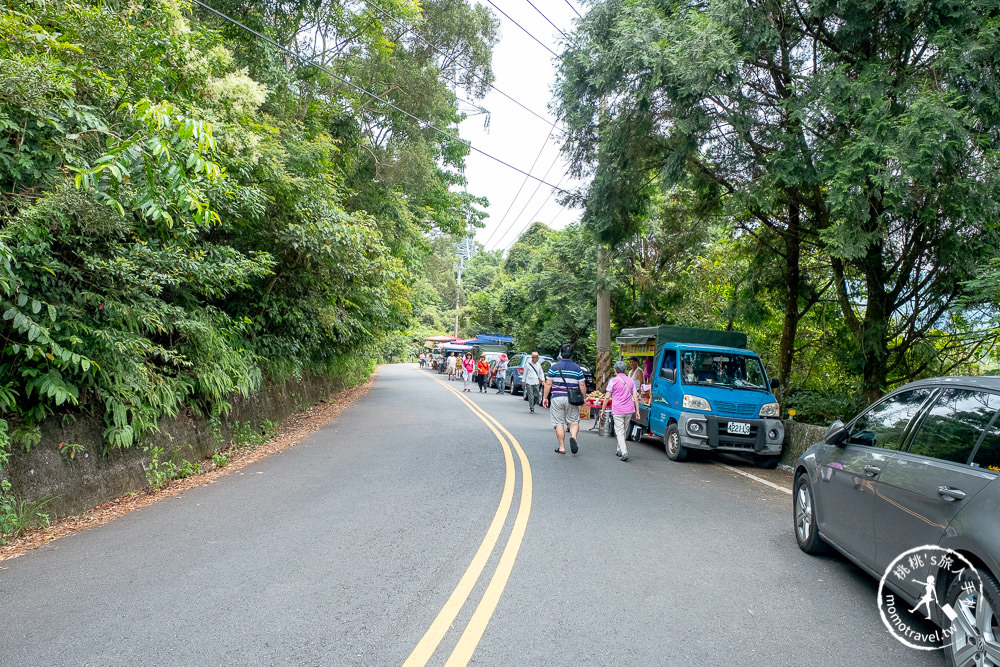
[3,372,349,519]
[779,419,829,467]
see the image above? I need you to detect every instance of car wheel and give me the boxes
[943,568,1000,667]
[665,424,687,461]
[793,474,830,555]
[754,455,781,469]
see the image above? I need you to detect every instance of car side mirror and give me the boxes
[824,420,848,446]
[770,378,780,391]
[660,368,675,382]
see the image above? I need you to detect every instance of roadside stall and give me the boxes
[460,334,515,388]
[615,333,660,406]
[438,343,473,376]
[460,334,514,357]
[421,335,458,371]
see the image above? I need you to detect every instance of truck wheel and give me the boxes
[754,455,781,469]
[793,474,830,555]
[665,424,687,461]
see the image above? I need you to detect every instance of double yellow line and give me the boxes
[404,372,533,667]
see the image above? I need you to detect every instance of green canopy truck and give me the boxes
[619,326,785,468]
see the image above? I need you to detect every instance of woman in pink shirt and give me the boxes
[462,352,475,392]
[600,360,641,462]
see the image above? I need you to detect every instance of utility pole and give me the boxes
[455,237,476,338]
[596,244,611,391]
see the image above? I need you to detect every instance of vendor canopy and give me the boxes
[440,343,473,351]
[423,335,458,342]
[617,325,748,350]
[462,333,515,346]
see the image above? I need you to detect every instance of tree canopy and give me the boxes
[555,0,1000,402]
[0,0,496,459]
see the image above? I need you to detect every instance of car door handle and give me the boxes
[863,465,882,476]
[938,486,967,501]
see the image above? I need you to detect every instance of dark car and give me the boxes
[792,376,1000,665]
[503,353,554,395]
[577,363,597,393]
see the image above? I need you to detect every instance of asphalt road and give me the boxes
[0,364,943,666]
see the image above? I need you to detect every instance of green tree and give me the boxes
[0,0,495,460]
[557,0,1000,401]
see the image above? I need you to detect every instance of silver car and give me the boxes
[793,377,1000,666]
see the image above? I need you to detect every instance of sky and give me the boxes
[457,1,587,251]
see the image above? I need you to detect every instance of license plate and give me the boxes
[727,421,751,436]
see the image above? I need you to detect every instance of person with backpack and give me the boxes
[600,360,641,462]
[542,344,587,455]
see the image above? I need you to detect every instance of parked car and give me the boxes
[793,376,1000,665]
[503,353,554,395]
[576,363,597,393]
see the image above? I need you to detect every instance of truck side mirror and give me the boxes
[770,378,780,391]
[824,420,848,446]
[660,368,675,383]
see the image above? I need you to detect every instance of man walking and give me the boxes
[523,351,545,413]
[542,344,587,455]
[446,352,457,381]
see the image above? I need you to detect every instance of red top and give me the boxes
[476,360,490,375]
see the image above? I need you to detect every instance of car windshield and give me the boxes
[679,350,768,390]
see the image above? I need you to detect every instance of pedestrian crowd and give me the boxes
[419,344,647,463]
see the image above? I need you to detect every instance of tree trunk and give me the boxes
[859,213,890,404]
[596,245,611,391]
[860,286,891,404]
[777,198,801,401]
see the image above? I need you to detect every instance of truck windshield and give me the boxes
[679,350,769,390]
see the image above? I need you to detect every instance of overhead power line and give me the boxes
[563,0,583,19]
[489,148,564,250]
[524,0,569,40]
[482,0,559,58]
[190,0,568,193]
[363,0,556,128]
[481,123,556,249]
[504,171,571,249]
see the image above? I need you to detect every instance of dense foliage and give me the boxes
[550,0,1000,409]
[0,0,495,461]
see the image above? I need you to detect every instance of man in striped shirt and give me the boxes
[542,343,588,455]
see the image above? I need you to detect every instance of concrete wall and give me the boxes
[780,419,829,467]
[4,372,348,519]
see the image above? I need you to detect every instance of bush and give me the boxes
[0,480,52,544]
[785,389,867,426]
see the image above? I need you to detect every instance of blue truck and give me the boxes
[618,326,784,468]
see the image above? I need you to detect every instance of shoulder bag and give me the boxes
[557,366,585,406]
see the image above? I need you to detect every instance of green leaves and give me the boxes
[24,370,78,407]
[0,0,496,461]
[71,99,226,231]
[559,0,1000,401]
